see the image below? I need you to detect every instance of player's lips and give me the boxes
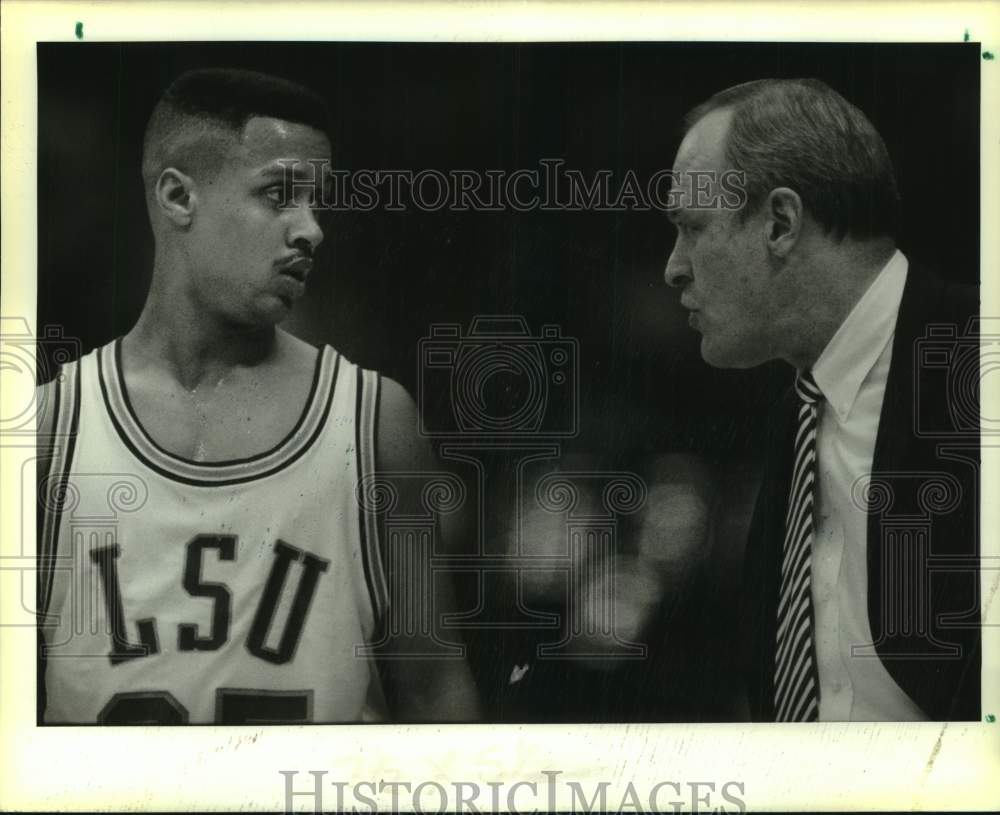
[274,257,310,302]
[277,256,313,282]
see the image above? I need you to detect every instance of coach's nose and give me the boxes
[664,244,692,288]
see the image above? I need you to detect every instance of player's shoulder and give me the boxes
[306,337,424,468]
[35,341,102,435]
[35,341,101,462]
[378,376,417,424]
[309,335,412,421]
[373,375,428,472]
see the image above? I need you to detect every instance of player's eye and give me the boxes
[265,184,322,210]
[263,185,288,207]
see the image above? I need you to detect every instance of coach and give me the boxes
[664,79,980,721]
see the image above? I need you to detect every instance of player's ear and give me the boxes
[762,186,803,260]
[154,167,196,227]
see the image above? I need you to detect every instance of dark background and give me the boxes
[37,42,980,721]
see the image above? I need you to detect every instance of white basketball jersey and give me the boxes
[39,340,389,724]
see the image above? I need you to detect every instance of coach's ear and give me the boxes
[154,168,196,227]
[763,186,803,259]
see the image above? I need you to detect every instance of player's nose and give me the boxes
[289,204,324,251]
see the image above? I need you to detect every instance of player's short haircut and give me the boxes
[141,68,332,194]
[684,78,900,241]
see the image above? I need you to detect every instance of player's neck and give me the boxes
[126,284,278,390]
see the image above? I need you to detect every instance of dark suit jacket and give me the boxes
[742,264,981,721]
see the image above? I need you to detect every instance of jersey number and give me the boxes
[90,535,330,665]
[98,689,313,724]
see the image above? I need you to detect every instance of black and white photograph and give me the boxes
[2,1,998,812]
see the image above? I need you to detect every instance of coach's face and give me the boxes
[664,109,779,368]
[188,116,331,325]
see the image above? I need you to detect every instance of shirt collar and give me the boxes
[810,249,908,423]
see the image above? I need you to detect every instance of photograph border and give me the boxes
[2,1,998,811]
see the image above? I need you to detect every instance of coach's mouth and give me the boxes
[679,294,698,312]
[679,298,701,329]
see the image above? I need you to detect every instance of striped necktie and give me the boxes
[773,370,823,722]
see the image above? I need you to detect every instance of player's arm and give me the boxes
[374,377,482,722]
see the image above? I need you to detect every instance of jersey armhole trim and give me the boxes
[38,358,81,624]
[356,368,389,631]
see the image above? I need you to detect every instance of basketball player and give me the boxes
[35,68,481,724]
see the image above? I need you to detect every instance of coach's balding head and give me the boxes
[664,78,899,371]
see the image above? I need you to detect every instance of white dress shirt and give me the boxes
[809,249,928,721]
